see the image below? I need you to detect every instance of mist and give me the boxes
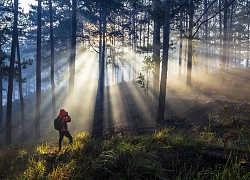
[1,38,249,145]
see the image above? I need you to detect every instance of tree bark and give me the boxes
[204,0,208,72]
[247,13,250,67]
[92,4,107,138]
[17,40,25,136]
[0,70,2,129]
[100,7,106,101]
[35,0,42,139]
[219,0,222,65]
[69,0,77,113]
[6,0,18,145]
[49,0,56,118]
[156,0,171,123]
[0,47,3,129]
[186,0,194,86]
[152,0,161,100]
[221,0,228,74]
[247,0,250,67]
[178,3,183,77]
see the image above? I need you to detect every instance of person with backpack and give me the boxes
[57,108,73,151]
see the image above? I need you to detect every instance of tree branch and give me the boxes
[88,40,99,53]
[192,0,237,38]
[193,0,218,27]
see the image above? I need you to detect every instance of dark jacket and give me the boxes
[58,109,71,132]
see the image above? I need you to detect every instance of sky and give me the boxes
[19,0,35,13]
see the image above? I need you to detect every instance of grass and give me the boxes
[0,128,250,180]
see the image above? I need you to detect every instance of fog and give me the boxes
[1,40,250,145]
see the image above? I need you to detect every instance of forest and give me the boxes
[0,0,250,179]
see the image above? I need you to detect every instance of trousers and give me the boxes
[59,130,73,150]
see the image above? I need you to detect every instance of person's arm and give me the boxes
[63,114,71,122]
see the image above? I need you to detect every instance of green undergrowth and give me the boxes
[1,128,250,180]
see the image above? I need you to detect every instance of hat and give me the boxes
[59,109,68,117]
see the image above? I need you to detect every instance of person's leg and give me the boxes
[64,131,73,145]
[58,131,65,150]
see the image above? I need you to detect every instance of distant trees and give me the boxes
[0,0,12,131]
[27,0,74,119]
[175,0,245,86]
[84,0,124,137]
[1,0,33,143]
[0,0,249,143]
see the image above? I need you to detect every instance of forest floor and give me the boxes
[1,69,250,178]
[111,92,250,175]
[91,69,250,175]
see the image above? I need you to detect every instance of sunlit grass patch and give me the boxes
[48,161,75,180]
[90,138,167,179]
[199,131,215,142]
[116,140,145,153]
[75,131,89,140]
[1,129,250,179]
[36,142,52,154]
[171,135,185,144]
[154,126,173,139]
[0,144,33,179]
[21,157,46,180]
[209,155,250,180]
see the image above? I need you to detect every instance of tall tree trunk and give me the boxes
[219,0,222,67]
[156,0,171,123]
[221,0,228,74]
[35,0,42,139]
[49,0,56,118]
[152,0,161,101]
[0,47,3,129]
[178,3,183,77]
[0,71,2,129]
[147,16,150,48]
[6,0,18,145]
[98,7,103,78]
[17,40,25,136]
[204,0,208,72]
[228,3,234,68]
[92,4,107,138]
[247,15,250,67]
[69,0,77,113]
[100,8,106,100]
[139,22,142,48]
[133,10,137,50]
[186,0,194,86]
[0,54,3,129]
[247,0,250,67]
[96,4,106,101]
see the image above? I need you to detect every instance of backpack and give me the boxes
[54,117,62,131]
